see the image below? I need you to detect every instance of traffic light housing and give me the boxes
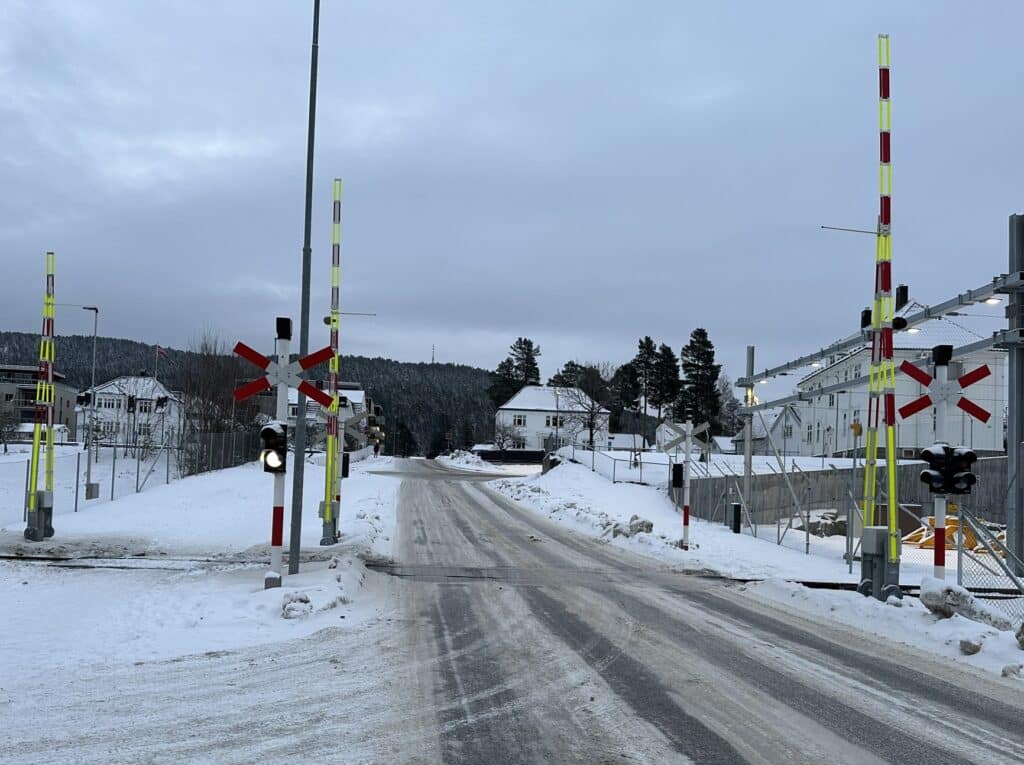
[919,443,950,493]
[919,443,979,495]
[260,421,288,474]
[950,447,978,495]
[341,451,350,479]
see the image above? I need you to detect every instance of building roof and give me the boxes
[732,405,801,442]
[893,300,985,350]
[607,432,648,449]
[799,299,988,387]
[88,375,176,400]
[711,436,735,453]
[499,385,610,414]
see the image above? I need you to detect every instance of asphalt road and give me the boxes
[7,458,1023,764]
[377,458,1024,765]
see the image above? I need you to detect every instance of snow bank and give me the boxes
[0,456,401,687]
[490,460,864,581]
[754,578,1024,680]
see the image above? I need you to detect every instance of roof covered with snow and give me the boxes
[799,299,989,386]
[88,376,176,400]
[498,385,610,414]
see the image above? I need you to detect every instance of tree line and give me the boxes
[486,331,742,443]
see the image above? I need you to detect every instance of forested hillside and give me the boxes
[0,332,495,455]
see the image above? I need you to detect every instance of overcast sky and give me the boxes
[1,1,1021,389]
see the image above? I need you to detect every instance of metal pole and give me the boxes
[135,436,141,493]
[111,446,116,501]
[289,0,321,576]
[743,346,754,518]
[1008,214,1024,573]
[74,452,80,512]
[84,307,98,495]
[682,420,692,550]
[23,459,29,522]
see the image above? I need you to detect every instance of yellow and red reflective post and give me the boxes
[26,251,56,541]
[862,35,900,565]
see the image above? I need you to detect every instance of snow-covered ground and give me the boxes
[753,579,1024,679]
[0,456,401,690]
[436,450,541,477]
[490,459,1024,680]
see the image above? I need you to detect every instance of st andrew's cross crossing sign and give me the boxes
[897,360,992,424]
[233,341,334,408]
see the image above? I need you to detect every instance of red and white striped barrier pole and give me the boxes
[932,359,949,579]
[268,327,290,589]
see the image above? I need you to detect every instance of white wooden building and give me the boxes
[77,374,180,447]
[495,385,610,451]
[795,301,1006,458]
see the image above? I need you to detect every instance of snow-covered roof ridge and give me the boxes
[88,375,177,400]
[498,385,609,414]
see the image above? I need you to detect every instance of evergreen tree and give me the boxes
[488,337,541,407]
[632,336,657,416]
[548,360,584,387]
[717,375,742,436]
[649,343,681,422]
[394,421,419,457]
[486,357,520,408]
[674,328,723,433]
[509,337,542,386]
[609,361,641,431]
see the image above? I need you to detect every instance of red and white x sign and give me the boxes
[897,360,991,423]
[232,341,334,408]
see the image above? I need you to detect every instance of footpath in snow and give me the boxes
[0,456,401,689]
[489,459,1024,682]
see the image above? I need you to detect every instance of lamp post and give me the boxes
[554,389,560,451]
[288,0,322,576]
[83,306,98,493]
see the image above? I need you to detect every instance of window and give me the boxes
[783,425,793,439]
[511,437,526,449]
[816,423,821,442]
[138,399,153,414]
[828,394,835,407]
[137,423,151,437]
[806,424,813,443]
[545,415,564,428]
[512,414,527,427]
[3,393,11,402]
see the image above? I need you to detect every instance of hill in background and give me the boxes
[0,331,495,456]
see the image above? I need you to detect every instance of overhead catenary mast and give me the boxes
[862,34,900,565]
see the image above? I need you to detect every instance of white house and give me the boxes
[729,404,803,457]
[78,374,180,447]
[495,385,610,451]
[795,300,1006,458]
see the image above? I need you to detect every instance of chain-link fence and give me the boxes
[0,428,261,528]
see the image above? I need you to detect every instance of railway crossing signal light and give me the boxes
[950,447,978,495]
[919,443,950,494]
[919,444,979,495]
[260,422,288,474]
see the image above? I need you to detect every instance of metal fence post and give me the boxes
[135,443,141,493]
[23,459,30,522]
[612,459,616,483]
[74,452,81,512]
[111,446,117,501]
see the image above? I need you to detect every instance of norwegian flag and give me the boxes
[156,345,168,358]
